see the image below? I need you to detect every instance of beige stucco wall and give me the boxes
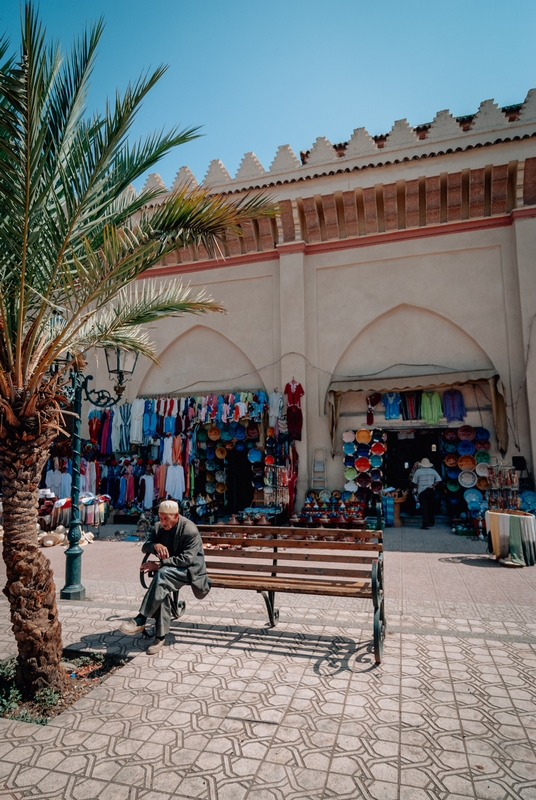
[85,215,533,504]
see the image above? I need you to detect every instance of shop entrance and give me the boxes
[385,429,445,517]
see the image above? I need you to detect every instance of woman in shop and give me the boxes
[412,458,442,530]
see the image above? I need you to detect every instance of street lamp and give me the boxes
[60,349,138,600]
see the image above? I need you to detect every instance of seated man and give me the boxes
[120,500,211,654]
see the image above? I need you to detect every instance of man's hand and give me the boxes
[140,560,161,573]
[153,543,169,559]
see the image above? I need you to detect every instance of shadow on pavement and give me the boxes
[438,554,498,568]
[67,619,378,675]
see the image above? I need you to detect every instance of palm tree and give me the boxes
[0,5,276,696]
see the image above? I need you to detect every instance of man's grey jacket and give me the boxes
[142,515,212,599]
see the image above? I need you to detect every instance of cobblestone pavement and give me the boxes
[1,525,536,799]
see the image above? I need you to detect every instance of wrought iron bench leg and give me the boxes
[259,590,279,627]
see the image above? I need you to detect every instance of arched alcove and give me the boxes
[333,304,494,381]
[138,325,265,395]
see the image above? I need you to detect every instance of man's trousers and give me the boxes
[139,566,189,637]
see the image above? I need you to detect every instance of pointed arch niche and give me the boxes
[138,325,265,396]
[333,304,494,383]
[325,305,506,454]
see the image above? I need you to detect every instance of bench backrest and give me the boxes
[198,524,383,584]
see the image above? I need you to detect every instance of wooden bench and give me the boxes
[199,524,386,663]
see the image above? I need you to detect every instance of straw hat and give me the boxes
[419,458,433,468]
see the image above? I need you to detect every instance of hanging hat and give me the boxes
[458,425,476,441]
[248,448,263,463]
[458,441,475,456]
[246,423,260,440]
[234,425,247,441]
[458,454,477,470]
[197,427,208,442]
[215,446,227,460]
[208,425,221,441]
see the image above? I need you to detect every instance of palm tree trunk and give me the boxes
[0,433,69,697]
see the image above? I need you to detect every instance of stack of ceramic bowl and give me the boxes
[342,429,386,494]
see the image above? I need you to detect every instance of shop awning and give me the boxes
[326,369,508,456]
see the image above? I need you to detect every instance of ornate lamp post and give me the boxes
[60,349,138,600]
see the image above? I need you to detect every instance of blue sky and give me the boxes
[2,1,536,189]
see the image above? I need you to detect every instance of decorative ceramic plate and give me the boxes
[458,470,477,488]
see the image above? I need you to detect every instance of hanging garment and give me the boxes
[162,435,173,465]
[420,391,443,425]
[382,392,402,420]
[87,461,97,495]
[60,472,72,500]
[165,464,185,501]
[284,381,304,408]
[365,393,382,426]
[130,398,145,444]
[119,403,132,452]
[140,473,155,510]
[401,391,422,421]
[111,409,122,453]
[287,407,303,441]
[268,392,283,428]
[443,389,467,422]
[45,469,62,497]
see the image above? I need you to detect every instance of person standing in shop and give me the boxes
[412,457,442,530]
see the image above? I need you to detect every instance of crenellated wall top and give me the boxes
[144,91,536,195]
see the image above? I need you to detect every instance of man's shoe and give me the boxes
[119,618,145,635]
[147,637,165,655]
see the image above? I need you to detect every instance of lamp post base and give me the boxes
[61,545,86,601]
[60,585,86,601]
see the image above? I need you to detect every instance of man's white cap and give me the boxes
[159,500,179,514]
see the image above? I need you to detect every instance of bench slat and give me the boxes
[202,549,377,565]
[209,574,373,597]
[205,560,374,578]
[202,536,383,551]
[199,524,380,539]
